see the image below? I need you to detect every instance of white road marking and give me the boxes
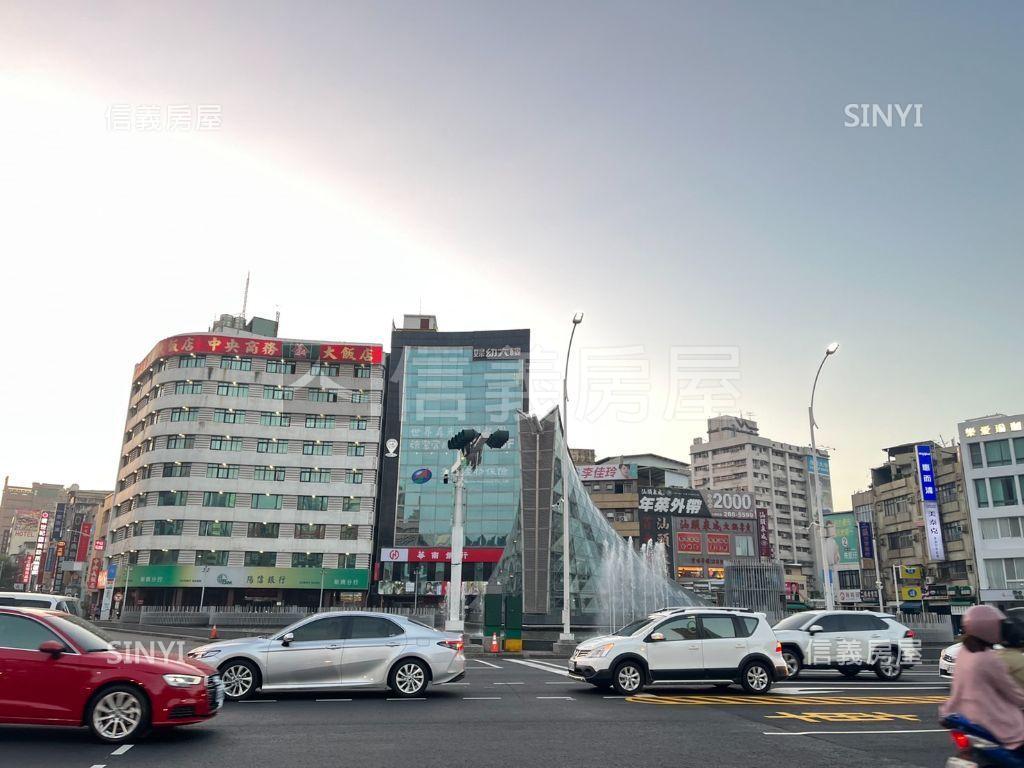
[387,697,426,701]
[441,682,470,686]
[239,699,277,703]
[111,745,133,756]
[545,680,569,684]
[90,764,107,768]
[764,728,946,736]
[493,681,524,685]
[472,658,502,668]
[603,696,627,699]
[463,696,502,700]
[316,698,353,702]
[536,696,574,700]
[504,658,571,677]
[524,659,571,671]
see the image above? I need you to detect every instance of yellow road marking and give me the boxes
[765,711,921,724]
[626,694,947,706]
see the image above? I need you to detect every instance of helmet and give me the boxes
[963,604,1006,646]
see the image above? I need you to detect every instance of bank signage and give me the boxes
[472,345,522,361]
[127,565,370,590]
[378,547,504,564]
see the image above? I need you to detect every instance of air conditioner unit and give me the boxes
[924,576,935,585]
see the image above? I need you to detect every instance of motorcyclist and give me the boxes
[940,604,1024,752]
[999,611,1024,691]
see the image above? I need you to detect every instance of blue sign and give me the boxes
[806,456,830,476]
[52,503,66,540]
[107,562,118,580]
[916,444,937,501]
[858,521,875,559]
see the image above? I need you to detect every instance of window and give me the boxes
[354,365,371,379]
[349,417,367,431]
[734,536,755,557]
[968,442,984,469]
[974,478,990,507]
[300,468,331,483]
[0,614,61,650]
[253,465,285,481]
[1016,437,1024,463]
[149,549,179,565]
[174,381,203,395]
[838,570,861,589]
[251,493,283,510]
[266,360,296,374]
[991,476,1018,507]
[699,616,738,639]
[343,470,362,484]
[210,436,242,451]
[291,552,323,568]
[347,444,365,457]
[290,617,346,642]
[939,560,970,581]
[736,616,759,638]
[842,614,886,631]
[257,439,288,454]
[207,463,239,479]
[304,441,332,456]
[351,391,370,404]
[938,482,958,505]
[980,517,1024,540]
[655,616,699,641]
[203,491,236,508]
[214,409,246,425]
[199,520,233,537]
[308,388,338,403]
[340,524,358,540]
[166,435,195,450]
[220,357,252,371]
[306,415,335,429]
[295,524,326,540]
[886,530,914,549]
[342,497,360,512]
[247,522,279,538]
[338,553,357,568]
[310,362,339,377]
[217,383,249,397]
[347,616,402,639]
[815,615,846,632]
[170,407,197,422]
[195,550,229,566]
[298,495,328,511]
[986,440,1013,467]
[264,386,294,401]
[153,519,182,536]
[158,490,187,506]
[942,521,964,542]
[178,355,207,368]
[244,551,276,567]
[162,462,190,478]
[260,412,291,427]
[985,557,1024,589]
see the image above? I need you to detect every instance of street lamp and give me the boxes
[809,341,839,610]
[560,312,583,642]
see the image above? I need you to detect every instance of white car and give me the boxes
[567,607,789,695]
[939,642,960,677]
[772,610,916,680]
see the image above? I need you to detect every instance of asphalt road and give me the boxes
[1,631,955,768]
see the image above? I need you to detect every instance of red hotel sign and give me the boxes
[379,547,504,564]
[134,334,383,379]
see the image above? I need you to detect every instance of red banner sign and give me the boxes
[134,334,383,379]
[378,547,504,564]
[76,522,93,562]
[706,534,731,555]
[676,532,702,554]
[19,554,33,584]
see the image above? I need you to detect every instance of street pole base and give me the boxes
[444,620,465,633]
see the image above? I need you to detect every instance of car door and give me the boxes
[264,616,346,689]
[339,616,406,686]
[645,615,704,681]
[698,615,747,679]
[806,613,845,667]
[0,613,87,723]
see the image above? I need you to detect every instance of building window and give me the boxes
[734,536,755,557]
[942,521,963,542]
[938,482,958,505]
[251,493,283,510]
[217,383,249,397]
[244,551,277,567]
[162,463,190,478]
[980,517,1024,540]
[257,439,288,454]
[170,407,197,422]
[338,553,357,568]
[295,524,326,540]
[308,388,338,403]
[298,495,328,511]
[340,524,358,540]
[938,560,969,582]
[149,549,179,565]
[166,435,195,450]
[990,476,1018,507]
[260,412,291,427]
[310,362,339,377]
[175,381,203,395]
[207,463,239,479]
[214,409,246,424]
[247,522,279,539]
[254,466,285,482]
[306,415,335,429]
[837,570,861,589]
[886,530,914,549]
[203,491,237,508]
[178,355,207,368]
[342,497,360,512]
[158,490,187,506]
[195,550,229,566]
[153,519,183,536]
[986,439,1013,467]
[210,436,242,451]
[199,520,233,537]
[263,386,294,401]
[265,360,296,374]
[354,365,371,379]
[303,441,332,456]
[349,417,367,431]
[300,468,331,483]
[291,552,323,568]
[984,557,1024,589]
[345,470,363,484]
[220,357,252,371]
[347,444,365,457]
[351,391,370,404]
[1015,437,1024,464]
[968,442,984,469]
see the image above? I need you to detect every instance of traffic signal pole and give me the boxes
[445,454,466,632]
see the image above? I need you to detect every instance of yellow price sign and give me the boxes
[900,585,922,600]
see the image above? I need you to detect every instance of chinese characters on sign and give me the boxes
[916,444,946,561]
[963,420,1024,438]
[472,346,522,360]
[578,464,637,482]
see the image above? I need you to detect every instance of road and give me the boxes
[1,631,954,768]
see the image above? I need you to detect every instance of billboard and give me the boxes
[858,521,875,559]
[127,565,370,590]
[671,515,758,578]
[8,510,43,553]
[824,512,860,565]
[577,464,637,482]
[916,444,946,561]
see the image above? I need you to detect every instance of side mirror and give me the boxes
[649,632,666,642]
[39,640,65,657]
[807,625,824,635]
[281,632,294,647]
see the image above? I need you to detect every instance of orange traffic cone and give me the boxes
[209,625,218,640]
[489,632,500,653]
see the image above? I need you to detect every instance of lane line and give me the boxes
[111,745,133,756]
[493,681,524,685]
[472,658,502,668]
[387,697,426,701]
[764,728,946,736]
[316,698,353,702]
[90,764,107,768]
[536,696,574,700]
[525,659,570,670]
[441,682,470,686]
[603,696,627,699]
[504,658,571,677]
[239,699,277,703]
[463,697,502,700]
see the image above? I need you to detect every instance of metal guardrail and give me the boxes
[115,604,444,628]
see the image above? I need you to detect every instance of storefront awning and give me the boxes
[785,602,810,612]
[899,601,923,614]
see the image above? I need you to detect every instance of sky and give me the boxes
[0,2,1021,506]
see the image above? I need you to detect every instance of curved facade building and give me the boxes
[107,316,383,608]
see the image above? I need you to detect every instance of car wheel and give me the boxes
[781,648,802,679]
[874,650,902,681]
[389,659,429,697]
[88,685,149,744]
[220,659,259,701]
[838,665,861,679]
[611,661,645,695]
[740,661,773,694]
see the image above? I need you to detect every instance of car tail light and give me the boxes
[950,731,970,751]
[438,639,464,652]
[904,629,916,639]
[775,642,782,654]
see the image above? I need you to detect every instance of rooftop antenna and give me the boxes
[241,272,250,321]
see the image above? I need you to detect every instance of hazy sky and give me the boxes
[1,2,1021,506]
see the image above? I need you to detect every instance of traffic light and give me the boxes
[485,430,509,449]
[447,429,481,452]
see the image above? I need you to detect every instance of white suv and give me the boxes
[772,610,917,680]
[567,608,789,695]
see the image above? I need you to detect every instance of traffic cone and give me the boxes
[489,632,499,653]
[210,625,218,640]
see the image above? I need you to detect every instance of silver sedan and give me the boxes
[187,611,466,700]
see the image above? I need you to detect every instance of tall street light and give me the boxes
[560,312,583,642]
[809,341,839,611]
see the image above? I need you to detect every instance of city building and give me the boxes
[105,313,384,609]
[850,441,976,617]
[958,414,1024,609]
[375,315,529,604]
[690,416,832,598]
[568,448,595,465]
[578,453,690,539]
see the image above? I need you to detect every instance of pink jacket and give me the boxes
[940,647,1024,749]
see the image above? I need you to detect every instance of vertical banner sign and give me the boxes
[916,444,946,561]
[858,521,875,559]
[756,508,773,558]
[76,523,93,562]
[30,512,50,576]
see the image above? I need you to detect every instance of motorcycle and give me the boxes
[941,714,1024,768]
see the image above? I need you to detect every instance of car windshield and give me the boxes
[612,618,654,636]
[773,612,821,631]
[48,613,115,652]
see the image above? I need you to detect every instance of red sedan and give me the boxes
[0,607,222,742]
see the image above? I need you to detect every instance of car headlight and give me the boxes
[192,649,222,659]
[590,643,616,658]
[163,674,203,688]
